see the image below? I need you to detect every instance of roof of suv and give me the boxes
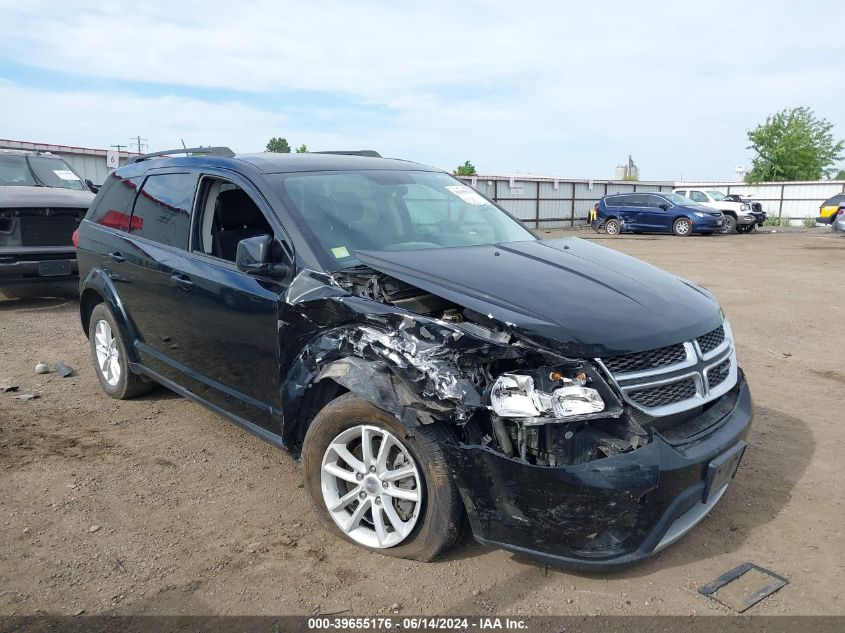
[119,151,441,176]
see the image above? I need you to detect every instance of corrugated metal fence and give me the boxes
[676,181,845,221]
[461,175,845,227]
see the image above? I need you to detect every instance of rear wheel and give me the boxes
[302,394,462,561]
[672,217,693,236]
[604,218,621,235]
[88,303,153,399]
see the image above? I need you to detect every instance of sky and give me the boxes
[1,0,843,181]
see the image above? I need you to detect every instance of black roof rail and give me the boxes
[127,146,235,164]
[312,150,382,158]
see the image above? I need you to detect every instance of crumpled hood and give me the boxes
[0,186,95,209]
[355,238,722,358]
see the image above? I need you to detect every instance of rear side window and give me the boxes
[130,173,197,249]
[675,190,687,197]
[605,195,628,207]
[87,173,142,231]
[689,191,708,203]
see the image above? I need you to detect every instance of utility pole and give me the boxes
[130,136,148,154]
[110,144,127,152]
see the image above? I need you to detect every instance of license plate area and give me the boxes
[38,260,72,277]
[704,440,746,502]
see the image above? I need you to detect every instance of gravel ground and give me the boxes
[0,230,843,617]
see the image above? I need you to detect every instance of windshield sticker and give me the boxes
[445,185,487,206]
[53,170,80,181]
[331,246,350,259]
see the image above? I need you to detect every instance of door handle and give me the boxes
[107,251,125,263]
[171,272,194,290]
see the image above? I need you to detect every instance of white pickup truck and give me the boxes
[673,188,756,233]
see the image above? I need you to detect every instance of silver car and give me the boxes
[833,206,845,234]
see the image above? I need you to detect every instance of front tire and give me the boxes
[604,218,621,235]
[673,217,693,236]
[302,393,462,562]
[720,214,736,234]
[88,303,153,399]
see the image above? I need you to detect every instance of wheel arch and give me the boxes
[79,268,141,364]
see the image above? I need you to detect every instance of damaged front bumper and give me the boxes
[446,371,753,570]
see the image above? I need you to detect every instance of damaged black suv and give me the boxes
[76,148,753,569]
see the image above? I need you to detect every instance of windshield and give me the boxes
[663,193,697,206]
[0,154,86,189]
[0,155,38,186]
[270,170,535,270]
[706,190,726,201]
[27,156,87,190]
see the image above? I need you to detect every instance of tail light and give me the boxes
[72,229,79,248]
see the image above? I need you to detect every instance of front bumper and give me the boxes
[448,372,753,570]
[0,253,78,285]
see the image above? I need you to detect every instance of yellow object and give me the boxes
[819,205,839,222]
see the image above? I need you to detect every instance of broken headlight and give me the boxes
[490,371,605,419]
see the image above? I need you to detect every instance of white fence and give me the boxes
[461,174,845,228]
[676,181,845,221]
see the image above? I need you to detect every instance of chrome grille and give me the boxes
[603,343,686,374]
[707,358,731,390]
[629,379,696,408]
[696,325,725,355]
[597,320,738,417]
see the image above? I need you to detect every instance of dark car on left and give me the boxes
[0,149,95,286]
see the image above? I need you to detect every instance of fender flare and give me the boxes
[79,268,142,365]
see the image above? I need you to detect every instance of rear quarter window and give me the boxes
[87,173,142,231]
[604,195,628,207]
[130,173,197,249]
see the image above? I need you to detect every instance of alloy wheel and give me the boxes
[675,219,691,235]
[94,319,121,386]
[320,424,423,548]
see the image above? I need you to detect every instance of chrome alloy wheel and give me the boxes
[676,219,692,235]
[321,424,423,548]
[94,319,121,386]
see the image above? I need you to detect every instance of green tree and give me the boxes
[295,144,308,153]
[834,169,845,180]
[265,137,291,153]
[454,160,477,176]
[746,107,843,182]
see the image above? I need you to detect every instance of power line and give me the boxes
[130,135,148,154]
[110,144,127,152]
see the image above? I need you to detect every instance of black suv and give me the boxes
[76,148,753,569]
[1,149,95,285]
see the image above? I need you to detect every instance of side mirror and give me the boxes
[236,235,289,278]
[85,179,99,193]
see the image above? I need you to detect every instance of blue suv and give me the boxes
[591,192,724,236]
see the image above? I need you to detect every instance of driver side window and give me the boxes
[193,177,274,263]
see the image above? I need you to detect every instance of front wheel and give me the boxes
[720,215,736,234]
[673,217,693,236]
[302,394,463,561]
[604,218,621,235]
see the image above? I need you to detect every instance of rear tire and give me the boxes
[604,218,621,235]
[302,393,463,562]
[88,303,153,399]
[672,217,693,236]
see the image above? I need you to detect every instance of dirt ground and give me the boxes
[1,230,843,617]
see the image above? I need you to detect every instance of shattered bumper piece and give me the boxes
[445,373,753,570]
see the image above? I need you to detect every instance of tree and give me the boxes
[834,169,845,180]
[295,144,308,153]
[454,160,477,176]
[746,107,843,182]
[265,137,291,153]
